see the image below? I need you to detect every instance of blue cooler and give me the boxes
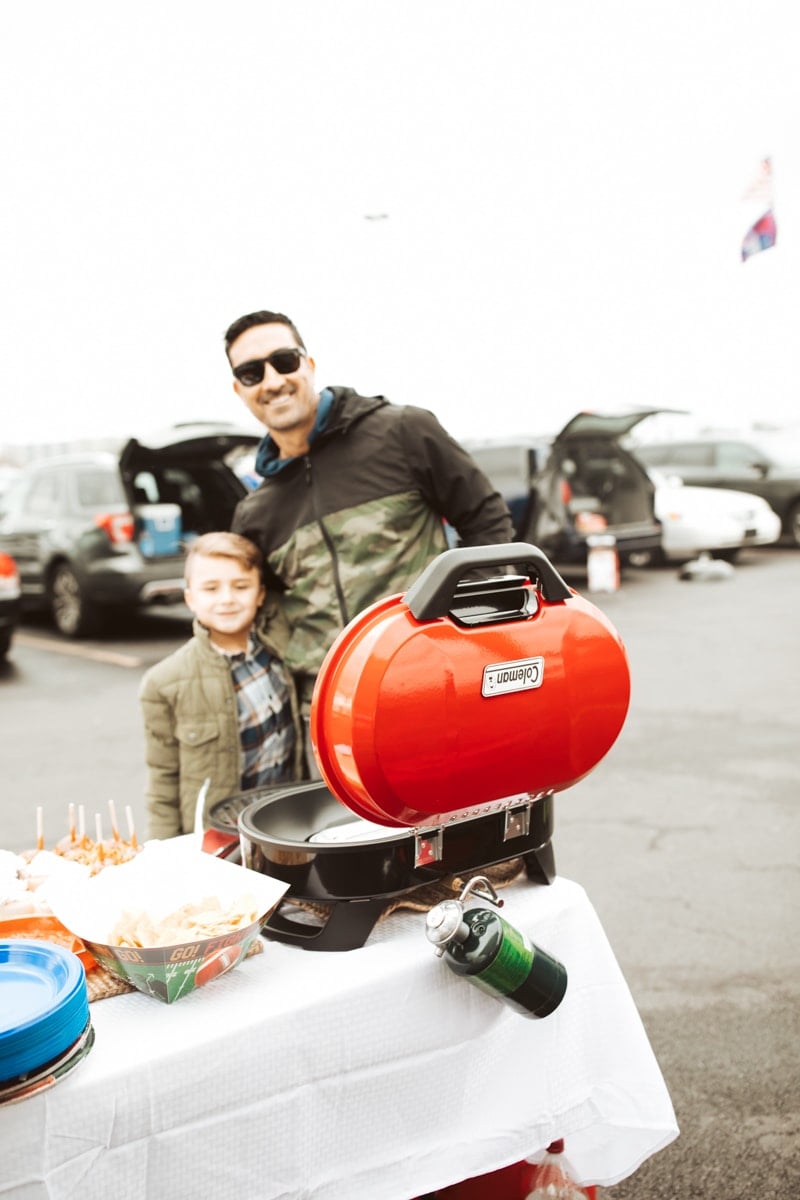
[137,503,182,557]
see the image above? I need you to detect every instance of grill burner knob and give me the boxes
[425,876,567,1019]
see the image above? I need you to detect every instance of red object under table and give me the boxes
[425,1142,598,1199]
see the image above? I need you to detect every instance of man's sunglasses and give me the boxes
[231,347,306,387]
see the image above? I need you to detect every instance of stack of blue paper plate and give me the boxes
[0,939,91,1088]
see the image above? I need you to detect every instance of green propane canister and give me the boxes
[425,876,567,1018]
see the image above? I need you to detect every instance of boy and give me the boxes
[139,531,302,839]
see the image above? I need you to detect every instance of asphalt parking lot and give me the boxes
[554,547,800,1198]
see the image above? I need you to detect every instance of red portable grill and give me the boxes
[236,544,631,950]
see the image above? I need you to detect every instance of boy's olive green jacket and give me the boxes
[138,600,304,840]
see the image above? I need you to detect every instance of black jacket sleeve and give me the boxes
[399,406,515,546]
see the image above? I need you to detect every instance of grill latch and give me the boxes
[414,827,444,867]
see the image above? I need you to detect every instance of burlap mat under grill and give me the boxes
[86,937,264,1003]
[277,857,527,925]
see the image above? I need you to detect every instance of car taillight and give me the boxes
[0,552,20,597]
[560,478,572,505]
[94,512,135,544]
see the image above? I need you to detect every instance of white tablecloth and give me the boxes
[1,877,678,1200]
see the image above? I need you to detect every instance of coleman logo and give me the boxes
[482,657,544,697]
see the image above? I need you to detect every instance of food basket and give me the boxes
[46,841,289,1002]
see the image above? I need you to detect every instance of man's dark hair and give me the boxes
[224,310,306,355]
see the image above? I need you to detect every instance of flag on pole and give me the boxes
[740,157,777,262]
[741,210,777,262]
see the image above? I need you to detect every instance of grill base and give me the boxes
[236,782,557,951]
[259,845,555,951]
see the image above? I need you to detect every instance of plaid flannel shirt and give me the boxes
[226,637,296,790]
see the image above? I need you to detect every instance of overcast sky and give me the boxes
[2,1,798,451]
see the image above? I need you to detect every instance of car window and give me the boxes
[634,445,670,466]
[26,471,63,517]
[128,465,214,534]
[132,471,160,504]
[75,466,125,509]
[667,443,714,468]
[0,468,21,501]
[468,445,536,494]
[714,442,753,469]
[130,467,202,509]
[0,474,30,518]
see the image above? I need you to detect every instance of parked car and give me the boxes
[647,469,782,563]
[0,423,260,636]
[465,409,667,564]
[634,431,800,546]
[0,552,21,659]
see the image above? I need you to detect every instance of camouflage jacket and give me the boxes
[231,388,514,710]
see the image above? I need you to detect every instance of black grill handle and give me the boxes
[405,543,572,621]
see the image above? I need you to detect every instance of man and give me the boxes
[224,309,514,769]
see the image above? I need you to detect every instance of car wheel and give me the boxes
[49,563,99,637]
[786,500,800,547]
[0,629,11,659]
[627,548,666,569]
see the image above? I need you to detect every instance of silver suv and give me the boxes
[0,423,259,636]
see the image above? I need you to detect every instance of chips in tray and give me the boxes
[111,893,260,948]
[46,840,289,1003]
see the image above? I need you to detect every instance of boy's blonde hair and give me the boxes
[184,531,264,585]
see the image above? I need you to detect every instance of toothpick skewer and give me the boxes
[108,798,120,842]
[36,806,44,852]
[94,813,105,863]
[125,805,138,848]
[68,802,76,844]
[78,804,86,843]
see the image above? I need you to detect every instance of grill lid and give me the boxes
[310,543,631,828]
